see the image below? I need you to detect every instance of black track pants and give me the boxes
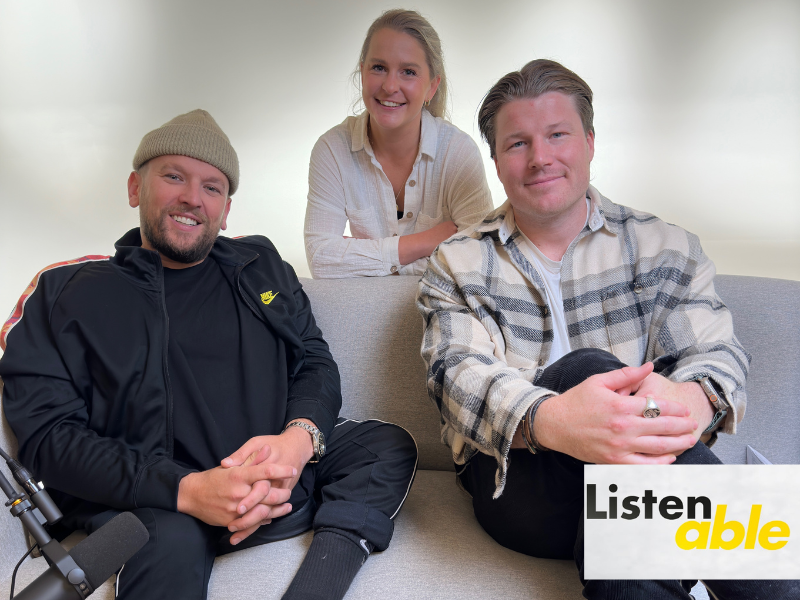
[459,348,800,600]
[84,419,417,600]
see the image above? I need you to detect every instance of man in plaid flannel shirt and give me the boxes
[416,60,793,599]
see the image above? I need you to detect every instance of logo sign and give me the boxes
[584,465,800,579]
[260,291,279,305]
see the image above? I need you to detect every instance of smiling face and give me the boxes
[127,154,232,269]
[360,28,440,138]
[493,92,594,233]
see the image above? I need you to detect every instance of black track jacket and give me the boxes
[0,229,341,514]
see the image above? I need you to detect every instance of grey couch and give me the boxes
[1,274,798,599]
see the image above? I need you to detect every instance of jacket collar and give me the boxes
[473,185,620,245]
[350,109,439,160]
[111,229,259,288]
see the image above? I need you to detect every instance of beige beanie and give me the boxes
[133,109,240,195]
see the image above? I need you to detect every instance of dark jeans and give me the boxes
[459,348,800,600]
[83,419,417,600]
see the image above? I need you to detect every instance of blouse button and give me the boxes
[390,266,398,273]
[406,212,413,218]
[633,284,644,294]
[409,180,416,187]
[538,358,545,366]
[392,233,398,236]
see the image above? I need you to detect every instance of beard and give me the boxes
[141,207,219,265]
[138,177,222,265]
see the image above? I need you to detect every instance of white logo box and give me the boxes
[584,465,800,579]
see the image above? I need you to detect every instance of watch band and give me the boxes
[698,377,729,434]
[284,421,326,463]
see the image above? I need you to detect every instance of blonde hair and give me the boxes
[354,9,449,119]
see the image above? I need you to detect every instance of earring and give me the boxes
[423,99,430,108]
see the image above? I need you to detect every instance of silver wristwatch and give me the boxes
[284,421,326,463]
[698,377,729,434]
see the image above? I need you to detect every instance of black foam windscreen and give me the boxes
[69,512,149,588]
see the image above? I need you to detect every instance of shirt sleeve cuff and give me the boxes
[284,399,336,441]
[135,458,196,512]
[380,235,401,275]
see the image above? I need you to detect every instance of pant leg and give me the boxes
[458,348,623,558]
[459,349,697,598]
[84,508,217,600]
[310,418,418,552]
[459,448,584,559]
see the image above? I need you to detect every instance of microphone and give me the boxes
[13,512,149,600]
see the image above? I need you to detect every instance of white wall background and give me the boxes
[1,0,799,337]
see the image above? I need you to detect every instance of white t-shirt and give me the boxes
[304,110,493,278]
[517,198,591,366]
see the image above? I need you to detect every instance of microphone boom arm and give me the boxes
[2,450,93,599]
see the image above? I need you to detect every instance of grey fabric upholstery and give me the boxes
[712,276,800,465]
[303,276,452,472]
[1,274,797,599]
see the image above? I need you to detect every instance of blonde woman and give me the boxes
[304,9,493,278]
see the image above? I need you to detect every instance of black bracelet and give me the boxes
[522,396,552,454]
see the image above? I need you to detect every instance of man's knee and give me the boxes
[536,348,626,393]
[337,420,418,468]
[550,348,624,375]
[372,422,417,465]
[351,422,418,493]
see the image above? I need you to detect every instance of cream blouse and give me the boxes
[304,110,493,278]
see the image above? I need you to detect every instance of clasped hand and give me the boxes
[533,362,701,465]
[178,426,314,545]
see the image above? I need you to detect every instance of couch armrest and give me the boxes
[1,378,31,580]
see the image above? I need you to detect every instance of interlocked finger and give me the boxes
[229,521,264,546]
[228,501,293,534]
[236,479,272,516]
[243,462,297,485]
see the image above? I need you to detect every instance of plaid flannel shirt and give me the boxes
[417,186,750,497]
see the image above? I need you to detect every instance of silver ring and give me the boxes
[643,396,661,418]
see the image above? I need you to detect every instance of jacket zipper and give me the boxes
[156,260,175,457]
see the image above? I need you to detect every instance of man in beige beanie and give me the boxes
[0,109,417,600]
[128,109,239,269]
